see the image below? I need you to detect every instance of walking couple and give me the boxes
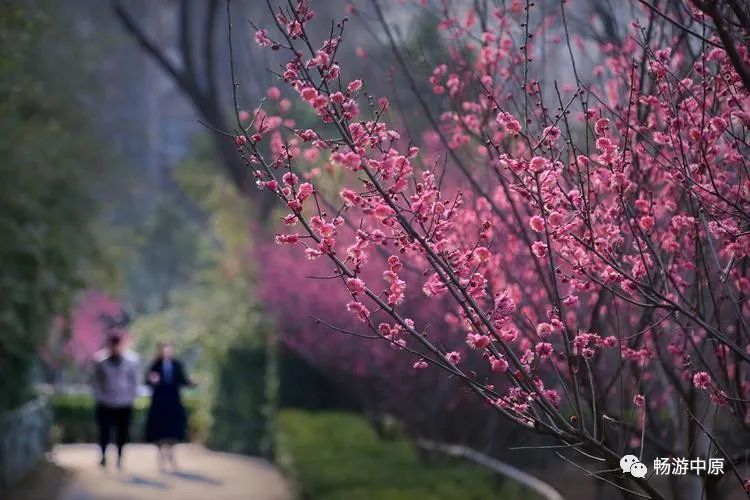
[90,333,193,471]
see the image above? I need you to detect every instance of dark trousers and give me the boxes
[96,404,133,457]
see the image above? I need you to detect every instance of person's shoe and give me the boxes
[167,448,177,472]
[99,456,106,467]
[158,447,167,473]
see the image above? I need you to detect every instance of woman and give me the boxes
[144,341,193,471]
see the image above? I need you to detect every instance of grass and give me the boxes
[277,410,535,500]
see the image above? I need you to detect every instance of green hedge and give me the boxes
[208,339,275,457]
[277,410,534,500]
[51,393,201,443]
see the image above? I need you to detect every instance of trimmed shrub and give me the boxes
[51,393,200,443]
[208,340,273,457]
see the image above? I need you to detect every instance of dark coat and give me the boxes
[144,358,190,442]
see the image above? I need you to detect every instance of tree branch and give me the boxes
[114,2,193,96]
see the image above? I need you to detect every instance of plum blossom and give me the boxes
[491,357,509,373]
[446,351,462,365]
[529,216,545,233]
[693,371,711,390]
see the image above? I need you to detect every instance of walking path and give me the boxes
[53,443,293,500]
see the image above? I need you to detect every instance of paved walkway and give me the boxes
[53,444,293,500]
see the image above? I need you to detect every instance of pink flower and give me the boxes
[634,394,645,407]
[529,216,545,233]
[340,188,359,206]
[474,246,491,262]
[542,126,560,143]
[594,118,609,136]
[286,199,302,212]
[297,182,314,201]
[267,86,281,100]
[346,278,366,295]
[287,20,302,38]
[491,357,508,372]
[531,241,548,258]
[347,79,363,93]
[234,135,248,146]
[693,371,711,390]
[312,95,328,109]
[544,389,561,407]
[385,273,406,305]
[547,211,563,227]
[304,248,322,260]
[283,172,299,186]
[529,156,548,172]
[413,360,428,370]
[521,349,535,365]
[501,328,518,343]
[387,256,403,272]
[446,351,462,365]
[603,336,618,348]
[535,342,553,358]
[505,119,521,135]
[710,391,728,406]
[346,301,370,322]
[255,29,272,47]
[274,233,300,245]
[374,203,395,220]
[536,323,553,338]
[301,87,318,101]
[638,216,655,231]
[496,112,521,135]
[466,333,491,350]
[709,116,727,133]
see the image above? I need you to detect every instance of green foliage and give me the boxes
[278,410,533,500]
[207,335,276,457]
[126,149,279,458]
[122,197,209,314]
[0,2,111,411]
[278,349,357,411]
[50,393,201,444]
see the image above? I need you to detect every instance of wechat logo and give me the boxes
[620,454,648,478]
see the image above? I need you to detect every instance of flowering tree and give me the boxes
[257,240,510,450]
[44,290,129,372]
[229,1,750,498]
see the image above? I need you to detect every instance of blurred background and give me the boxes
[0,1,681,499]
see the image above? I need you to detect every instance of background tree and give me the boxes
[0,1,113,411]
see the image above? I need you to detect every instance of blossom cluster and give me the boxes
[235,0,749,496]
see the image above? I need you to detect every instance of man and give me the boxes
[90,333,138,468]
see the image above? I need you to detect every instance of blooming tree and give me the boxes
[43,290,128,378]
[231,1,750,498]
[257,240,507,448]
